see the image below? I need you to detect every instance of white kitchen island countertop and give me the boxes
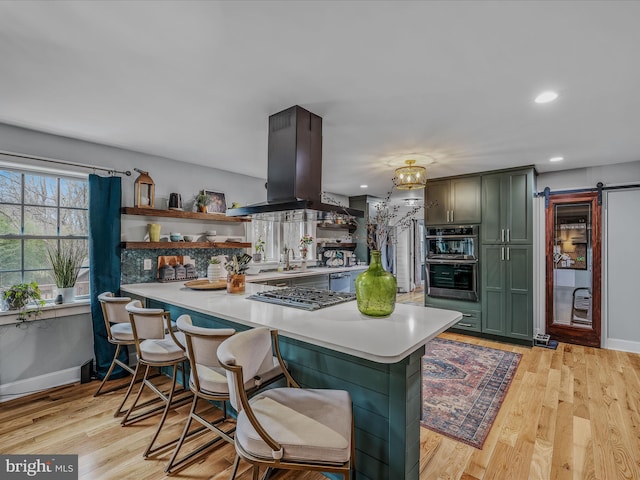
[120,281,462,364]
[244,265,368,283]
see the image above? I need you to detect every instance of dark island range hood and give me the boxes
[226,105,364,220]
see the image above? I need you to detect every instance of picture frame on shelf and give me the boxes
[204,190,226,213]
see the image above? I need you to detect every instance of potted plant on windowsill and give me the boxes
[253,235,265,262]
[2,282,45,322]
[46,242,87,304]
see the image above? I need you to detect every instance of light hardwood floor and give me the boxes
[2,313,639,479]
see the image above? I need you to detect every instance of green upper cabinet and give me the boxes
[424,176,481,225]
[481,168,534,244]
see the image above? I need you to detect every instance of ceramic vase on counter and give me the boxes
[227,274,246,294]
[355,250,396,317]
[59,287,76,304]
[207,262,223,283]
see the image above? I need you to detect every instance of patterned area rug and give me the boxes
[421,337,521,449]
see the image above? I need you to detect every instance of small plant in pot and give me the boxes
[225,253,252,294]
[253,235,265,262]
[195,191,210,213]
[46,242,87,304]
[2,282,45,322]
[207,257,224,283]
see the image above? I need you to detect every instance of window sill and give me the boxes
[0,299,91,326]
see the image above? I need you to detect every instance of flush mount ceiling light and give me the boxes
[360,184,368,189]
[534,90,559,104]
[549,156,564,162]
[393,160,427,190]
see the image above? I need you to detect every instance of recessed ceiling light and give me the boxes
[549,156,564,162]
[360,184,368,188]
[535,91,559,104]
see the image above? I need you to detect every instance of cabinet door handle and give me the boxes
[501,229,505,242]
[451,210,454,223]
[457,323,473,327]
[506,229,510,243]
[462,313,472,317]
[501,247,505,261]
[275,282,288,287]
[446,210,450,223]
[506,247,510,261]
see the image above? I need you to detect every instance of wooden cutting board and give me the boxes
[184,279,227,290]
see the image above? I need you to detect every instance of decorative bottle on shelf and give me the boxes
[355,250,397,317]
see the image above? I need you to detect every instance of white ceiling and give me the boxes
[1,1,639,199]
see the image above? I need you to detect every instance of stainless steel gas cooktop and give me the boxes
[247,287,356,311]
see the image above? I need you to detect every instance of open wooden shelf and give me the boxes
[122,241,251,250]
[121,207,250,223]
[317,222,357,232]
[317,242,357,248]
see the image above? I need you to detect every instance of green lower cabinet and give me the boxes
[481,244,533,341]
[425,297,481,333]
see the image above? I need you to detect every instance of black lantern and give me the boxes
[134,168,155,208]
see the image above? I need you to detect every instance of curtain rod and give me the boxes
[0,150,131,176]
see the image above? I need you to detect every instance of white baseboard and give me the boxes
[0,366,80,403]
[606,338,640,354]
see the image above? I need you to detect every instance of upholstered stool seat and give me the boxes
[139,332,187,363]
[236,387,351,465]
[110,322,134,341]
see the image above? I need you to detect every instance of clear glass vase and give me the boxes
[355,250,397,317]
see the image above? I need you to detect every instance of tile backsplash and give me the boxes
[121,247,246,284]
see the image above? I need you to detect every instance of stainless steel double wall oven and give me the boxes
[425,225,479,301]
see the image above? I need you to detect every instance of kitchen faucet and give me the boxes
[284,246,292,271]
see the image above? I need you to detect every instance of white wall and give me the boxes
[0,313,94,402]
[0,122,268,211]
[605,188,640,352]
[535,160,640,352]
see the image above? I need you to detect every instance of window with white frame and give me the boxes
[251,217,315,263]
[0,167,89,300]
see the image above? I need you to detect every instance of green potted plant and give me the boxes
[2,282,45,322]
[195,190,210,213]
[253,235,265,262]
[224,253,252,294]
[207,257,224,283]
[46,242,87,304]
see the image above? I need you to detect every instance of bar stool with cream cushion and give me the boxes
[122,300,191,458]
[166,317,288,474]
[95,292,137,416]
[217,327,354,479]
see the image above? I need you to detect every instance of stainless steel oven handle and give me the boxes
[425,258,478,265]
[425,234,479,239]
